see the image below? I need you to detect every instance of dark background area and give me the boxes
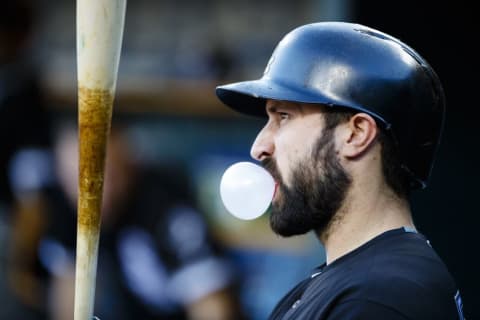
[354,1,478,318]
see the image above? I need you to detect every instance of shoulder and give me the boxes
[320,232,460,319]
[336,229,458,292]
[365,232,458,295]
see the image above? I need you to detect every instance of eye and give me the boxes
[279,112,290,123]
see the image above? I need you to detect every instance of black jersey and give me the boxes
[269,227,464,320]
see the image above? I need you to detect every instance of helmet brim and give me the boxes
[216,78,334,118]
[216,78,390,126]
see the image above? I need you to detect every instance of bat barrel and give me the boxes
[74,0,126,319]
[74,88,114,319]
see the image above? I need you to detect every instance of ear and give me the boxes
[338,113,378,158]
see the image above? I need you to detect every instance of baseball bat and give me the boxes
[74,1,126,319]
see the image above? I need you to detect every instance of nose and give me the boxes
[250,125,274,161]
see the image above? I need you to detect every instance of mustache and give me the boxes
[260,158,281,182]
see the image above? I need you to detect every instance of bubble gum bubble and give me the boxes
[220,162,275,220]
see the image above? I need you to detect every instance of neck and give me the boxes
[316,179,414,265]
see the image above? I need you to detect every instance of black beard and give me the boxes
[262,127,351,237]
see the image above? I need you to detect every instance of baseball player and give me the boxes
[216,22,465,319]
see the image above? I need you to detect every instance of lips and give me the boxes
[272,182,279,200]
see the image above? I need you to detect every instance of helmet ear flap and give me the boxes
[216,21,445,189]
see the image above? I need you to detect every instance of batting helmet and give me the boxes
[216,21,445,189]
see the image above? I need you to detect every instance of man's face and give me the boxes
[250,100,351,237]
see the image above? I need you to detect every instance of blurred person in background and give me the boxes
[42,119,245,320]
[0,1,53,207]
[1,2,55,319]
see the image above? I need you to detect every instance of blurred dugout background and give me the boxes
[0,0,477,319]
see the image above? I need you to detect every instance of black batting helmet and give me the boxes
[216,21,445,189]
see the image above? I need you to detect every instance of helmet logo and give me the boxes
[263,51,276,76]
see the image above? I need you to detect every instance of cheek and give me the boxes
[275,125,322,184]
[274,133,307,185]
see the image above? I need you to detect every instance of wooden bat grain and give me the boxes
[78,86,113,232]
[75,86,113,319]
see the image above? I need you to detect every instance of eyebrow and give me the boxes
[266,105,278,113]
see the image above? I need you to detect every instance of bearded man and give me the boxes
[216,22,464,320]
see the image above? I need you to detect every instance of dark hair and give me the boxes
[321,107,410,198]
[376,129,411,198]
